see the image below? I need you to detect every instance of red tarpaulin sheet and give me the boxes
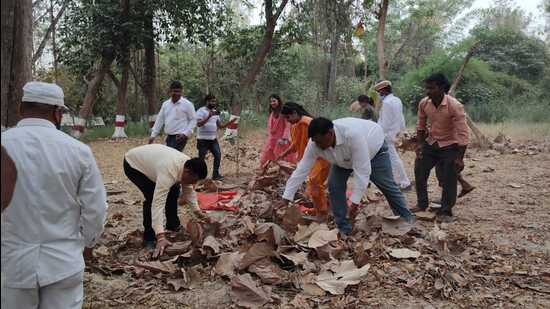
[197,191,238,212]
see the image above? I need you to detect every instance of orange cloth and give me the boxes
[289,116,330,213]
[417,95,469,147]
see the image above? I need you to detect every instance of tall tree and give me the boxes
[237,0,289,113]
[376,0,389,80]
[1,0,33,128]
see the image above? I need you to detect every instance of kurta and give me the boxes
[260,112,294,164]
[288,116,330,213]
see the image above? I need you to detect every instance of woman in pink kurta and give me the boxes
[259,94,295,165]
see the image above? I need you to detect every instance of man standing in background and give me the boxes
[195,94,236,180]
[1,82,107,308]
[374,80,412,191]
[413,73,469,222]
[149,80,197,151]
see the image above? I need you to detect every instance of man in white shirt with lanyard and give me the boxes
[1,82,108,308]
[279,117,414,234]
[149,80,197,152]
[374,80,412,190]
[195,94,237,180]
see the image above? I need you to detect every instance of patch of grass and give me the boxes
[80,122,150,141]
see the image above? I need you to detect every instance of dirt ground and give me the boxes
[82,132,550,308]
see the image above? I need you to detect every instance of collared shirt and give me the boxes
[124,144,197,235]
[151,97,197,138]
[196,106,220,140]
[378,94,406,142]
[283,118,385,204]
[417,95,469,147]
[1,118,107,288]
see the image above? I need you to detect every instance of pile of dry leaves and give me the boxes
[88,160,550,308]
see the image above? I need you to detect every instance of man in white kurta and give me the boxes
[375,80,411,190]
[1,82,108,309]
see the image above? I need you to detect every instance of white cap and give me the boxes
[22,81,66,109]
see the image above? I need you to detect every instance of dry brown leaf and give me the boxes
[134,260,178,274]
[282,206,305,232]
[290,294,312,309]
[248,258,287,285]
[315,260,371,295]
[281,251,309,266]
[389,248,421,259]
[291,273,326,296]
[316,240,346,260]
[381,217,412,236]
[202,235,222,254]
[187,220,204,246]
[167,278,186,291]
[165,241,192,256]
[428,224,448,254]
[353,241,370,267]
[294,223,328,243]
[215,251,245,277]
[254,222,287,246]
[307,229,339,248]
[242,216,256,233]
[230,274,272,308]
[446,272,468,287]
[238,242,275,270]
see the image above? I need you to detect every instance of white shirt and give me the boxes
[124,144,198,235]
[151,97,197,138]
[377,94,406,142]
[283,118,385,204]
[1,118,107,288]
[196,106,219,140]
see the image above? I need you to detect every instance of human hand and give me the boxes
[83,247,94,262]
[152,234,172,259]
[277,138,288,145]
[176,134,188,142]
[148,137,155,144]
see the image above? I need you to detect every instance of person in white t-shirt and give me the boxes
[195,94,236,180]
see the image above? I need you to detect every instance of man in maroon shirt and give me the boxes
[412,73,469,222]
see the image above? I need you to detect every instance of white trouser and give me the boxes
[1,271,84,309]
[387,141,411,188]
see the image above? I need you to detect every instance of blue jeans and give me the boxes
[328,141,413,233]
[197,139,222,177]
[166,134,187,152]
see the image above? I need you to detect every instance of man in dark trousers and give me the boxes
[412,73,469,222]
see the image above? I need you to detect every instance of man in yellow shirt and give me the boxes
[124,144,207,258]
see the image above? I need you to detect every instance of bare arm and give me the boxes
[1,146,17,212]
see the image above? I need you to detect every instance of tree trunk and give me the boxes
[448,41,492,149]
[363,40,369,82]
[237,0,289,114]
[376,0,389,80]
[31,2,66,64]
[143,14,157,128]
[1,0,32,128]
[71,54,114,138]
[112,61,130,138]
[326,29,339,104]
[49,0,58,82]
